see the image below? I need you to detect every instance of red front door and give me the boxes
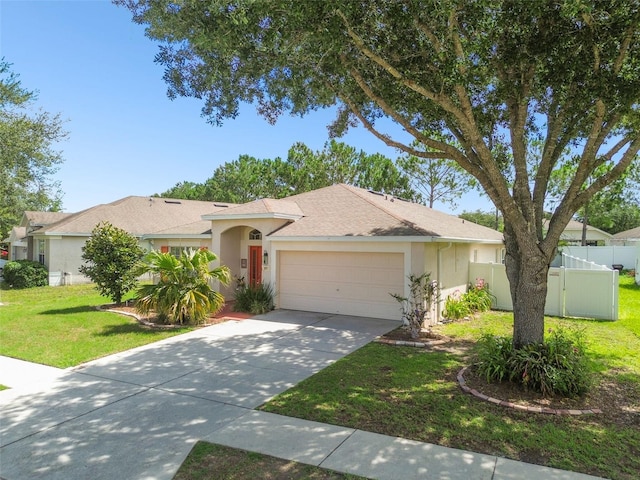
[249,246,262,286]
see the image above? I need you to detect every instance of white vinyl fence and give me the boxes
[469,254,619,321]
[557,245,637,270]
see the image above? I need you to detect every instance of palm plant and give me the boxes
[134,248,230,325]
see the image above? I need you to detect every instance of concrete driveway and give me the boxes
[0,310,399,479]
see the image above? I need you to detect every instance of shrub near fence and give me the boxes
[469,261,619,321]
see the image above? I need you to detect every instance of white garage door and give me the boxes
[278,251,405,320]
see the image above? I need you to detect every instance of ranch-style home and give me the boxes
[11,184,505,321]
[205,184,504,321]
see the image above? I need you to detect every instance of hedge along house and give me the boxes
[22,196,235,286]
[204,184,505,322]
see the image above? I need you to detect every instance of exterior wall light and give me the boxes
[263,251,269,266]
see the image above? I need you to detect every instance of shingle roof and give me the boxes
[23,211,74,228]
[203,198,304,219]
[4,226,27,243]
[257,184,503,242]
[36,196,235,236]
[613,226,640,239]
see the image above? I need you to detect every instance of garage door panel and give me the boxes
[278,251,404,320]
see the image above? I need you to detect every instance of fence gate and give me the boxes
[468,261,618,321]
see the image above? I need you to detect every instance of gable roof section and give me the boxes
[203,198,304,220]
[214,184,502,242]
[35,196,235,237]
[613,226,640,240]
[22,211,75,230]
[3,226,27,244]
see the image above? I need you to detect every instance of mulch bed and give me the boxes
[378,326,640,423]
[101,301,253,329]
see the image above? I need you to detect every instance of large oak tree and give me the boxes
[117,0,640,347]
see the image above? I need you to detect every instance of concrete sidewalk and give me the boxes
[0,311,605,479]
[205,410,604,480]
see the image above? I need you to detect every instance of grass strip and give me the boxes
[173,441,367,480]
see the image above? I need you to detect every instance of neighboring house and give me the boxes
[204,184,504,321]
[19,197,235,286]
[612,226,640,246]
[4,226,29,261]
[544,219,613,246]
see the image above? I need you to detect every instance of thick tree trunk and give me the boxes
[503,225,550,348]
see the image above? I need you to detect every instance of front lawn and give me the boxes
[261,274,640,480]
[0,283,190,368]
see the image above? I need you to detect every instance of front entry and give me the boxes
[248,245,262,286]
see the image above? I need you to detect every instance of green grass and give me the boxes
[174,442,366,480]
[261,274,640,480]
[0,283,190,368]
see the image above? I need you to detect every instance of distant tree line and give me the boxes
[158,139,476,209]
[159,139,639,235]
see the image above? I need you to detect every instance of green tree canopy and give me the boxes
[118,1,640,347]
[159,140,414,202]
[459,210,504,232]
[0,60,67,239]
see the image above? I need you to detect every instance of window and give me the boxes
[170,247,182,258]
[249,229,262,240]
[38,239,45,265]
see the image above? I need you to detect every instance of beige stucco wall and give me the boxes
[43,236,91,285]
[424,242,502,319]
[40,235,209,286]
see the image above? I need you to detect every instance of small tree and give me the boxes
[391,273,439,339]
[134,248,231,325]
[79,222,144,304]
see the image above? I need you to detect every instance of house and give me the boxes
[19,197,235,286]
[612,226,640,246]
[4,226,28,261]
[551,219,613,246]
[12,185,504,321]
[204,184,504,321]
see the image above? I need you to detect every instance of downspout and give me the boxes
[436,242,453,321]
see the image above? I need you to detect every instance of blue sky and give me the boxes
[1,0,491,214]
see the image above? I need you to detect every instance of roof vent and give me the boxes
[213,203,229,208]
[368,189,385,196]
[164,200,182,205]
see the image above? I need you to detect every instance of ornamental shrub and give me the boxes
[475,326,591,397]
[135,248,231,325]
[2,260,48,288]
[390,272,440,339]
[234,282,275,314]
[443,279,494,320]
[79,222,144,304]
[443,291,471,320]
